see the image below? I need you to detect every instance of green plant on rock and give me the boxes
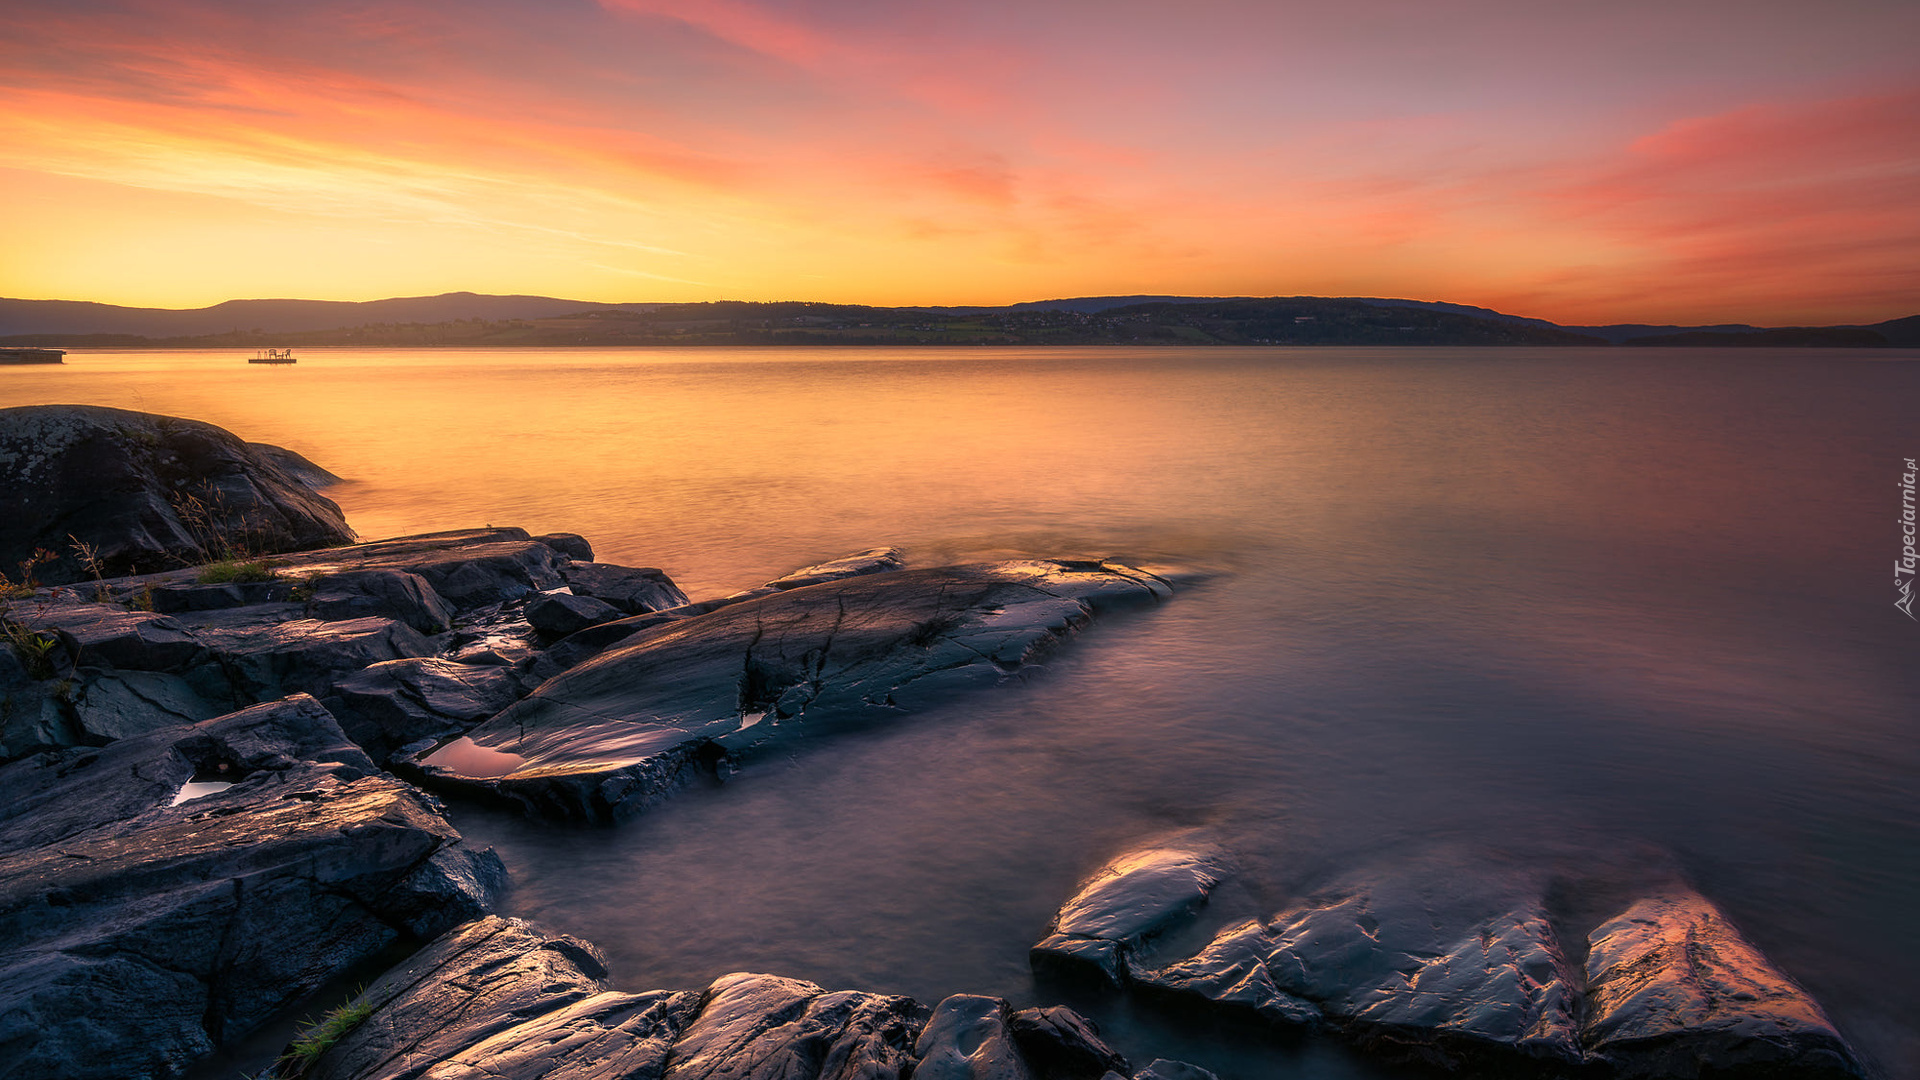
[1,619,59,679]
[278,995,374,1077]
[198,560,276,585]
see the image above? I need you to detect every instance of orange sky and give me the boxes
[3,0,1917,325]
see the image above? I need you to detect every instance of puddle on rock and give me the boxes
[169,780,235,806]
[422,736,527,778]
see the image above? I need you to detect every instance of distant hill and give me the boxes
[0,292,657,338]
[0,291,1911,348]
[1860,315,1920,347]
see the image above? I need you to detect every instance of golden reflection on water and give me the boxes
[9,345,1920,1079]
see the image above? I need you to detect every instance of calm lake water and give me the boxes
[5,346,1917,1079]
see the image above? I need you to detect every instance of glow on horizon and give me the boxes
[2,0,1916,325]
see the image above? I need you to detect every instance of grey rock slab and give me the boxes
[270,528,567,610]
[1134,918,1318,1028]
[0,695,501,1080]
[527,592,626,639]
[542,549,896,667]
[195,616,436,700]
[1031,843,1233,986]
[408,560,1171,822]
[1135,872,1580,1065]
[1007,1006,1129,1080]
[298,919,922,1080]
[0,405,355,585]
[1581,890,1862,1078]
[149,580,294,613]
[663,972,922,1080]
[246,441,344,489]
[70,667,220,741]
[535,532,595,561]
[914,995,1035,1080]
[329,658,521,763]
[308,569,455,634]
[761,547,906,591]
[1131,1062,1217,1080]
[0,682,79,762]
[560,561,691,615]
[27,601,206,672]
[299,916,694,1080]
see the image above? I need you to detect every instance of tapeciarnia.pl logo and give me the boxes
[1899,457,1917,620]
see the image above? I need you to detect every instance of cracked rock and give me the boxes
[405,560,1173,822]
[295,918,923,1080]
[0,694,502,1080]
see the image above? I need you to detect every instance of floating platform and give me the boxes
[249,348,297,364]
[0,348,65,365]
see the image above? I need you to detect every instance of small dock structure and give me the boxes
[249,348,297,364]
[0,348,65,365]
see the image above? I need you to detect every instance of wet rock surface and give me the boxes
[526,591,626,639]
[0,695,503,1080]
[0,404,355,584]
[1582,892,1862,1078]
[327,658,520,764]
[295,916,1120,1080]
[408,559,1175,822]
[1031,843,1233,986]
[559,561,690,615]
[1086,849,1864,1077]
[0,526,689,766]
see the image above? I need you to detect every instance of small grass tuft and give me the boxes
[278,995,374,1076]
[197,560,276,584]
[2,621,59,679]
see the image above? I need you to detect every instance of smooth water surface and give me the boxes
[7,346,1916,1078]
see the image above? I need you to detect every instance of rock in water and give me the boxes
[406,560,1174,822]
[1007,1006,1130,1080]
[0,405,355,584]
[1031,843,1233,986]
[1136,870,1582,1066]
[915,996,1037,1080]
[1128,865,1865,1078]
[1582,891,1862,1078]
[0,695,503,1080]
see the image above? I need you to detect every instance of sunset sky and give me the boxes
[3,0,1916,324]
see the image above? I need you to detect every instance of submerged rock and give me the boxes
[0,405,355,584]
[1582,891,1862,1078]
[0,695,502,1080]
[407,560,1175,822]
[1031,843,1233,986]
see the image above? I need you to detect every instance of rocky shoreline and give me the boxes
[0,405,1867,1079]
